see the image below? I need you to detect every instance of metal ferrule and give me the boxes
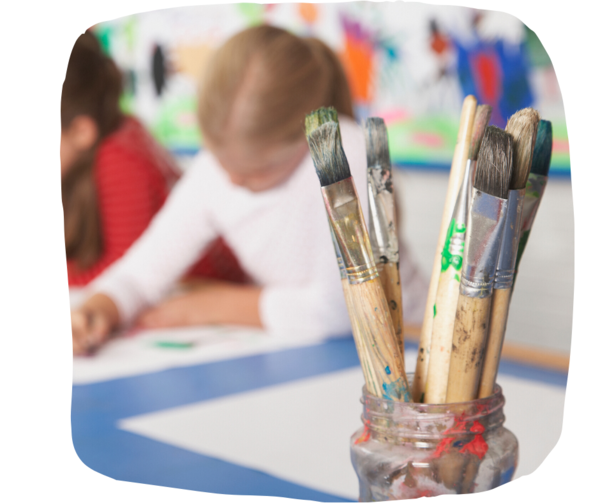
[322,177,378,285]
[494,189,525,289]
[367,165,399,265]
[329,223,347,280]
[521,174,548,233]
[460,189,508,298]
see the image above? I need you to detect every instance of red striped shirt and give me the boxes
[67,117,247,286]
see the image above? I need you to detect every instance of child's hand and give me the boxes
[71,309,111,356]
[71,293,119,356]
[137,290,215,329]
[138,282,262,329]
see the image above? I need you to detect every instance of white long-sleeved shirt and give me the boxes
[89,117,426,339]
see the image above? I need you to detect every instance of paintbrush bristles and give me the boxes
[469,105,492,161]
[474,126,513,199]
[530,120,553,177]
[305,107,339,136]
[364,118,391,170]
[505,108,540,190]
[307,122,351,186]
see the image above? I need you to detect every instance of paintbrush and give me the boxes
[307,120,410,401]
[424,105,492,404]
[364,117,405,362]
[305,107,379,395]
[445,126,513,403]
[413,95,477,403]
[478,108,539,398]
[513,120,553,284]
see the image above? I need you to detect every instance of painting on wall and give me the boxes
[93,2,569,174]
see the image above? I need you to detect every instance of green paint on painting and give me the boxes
[441,218,465,276]
[152,95,201,151]
[237,3,265,26]
[433,304,437,318]
[153,341,194,349]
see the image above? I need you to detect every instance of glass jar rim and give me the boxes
[361,373,505,426]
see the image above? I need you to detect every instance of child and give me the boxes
[62,32,246,286]
[71,25,426,355]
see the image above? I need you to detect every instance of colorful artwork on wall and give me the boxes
[93,2,569,175]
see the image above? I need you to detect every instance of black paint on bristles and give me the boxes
[307,122,351,187]
[305,107,339,137]
[364,118,391,171]
[530,120,553,177]
[474,126,513,199]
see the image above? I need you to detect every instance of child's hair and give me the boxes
[62,32,123,270]
[198,25,354,148]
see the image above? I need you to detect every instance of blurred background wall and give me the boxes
[93,2,569,174]
[91,2,572,356]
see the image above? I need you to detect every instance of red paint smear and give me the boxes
[553,139,569,153]
[413,132,444,148]
[432,437,454,458]
[354,425,371,445]
[472,52,502,104]
[460,434,488,460]
[470,420,485,434]
[430,419,488,460]
[376,109,410,124]
[431,33,450,55]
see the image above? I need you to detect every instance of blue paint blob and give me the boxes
[382,378,411,402]
[500,466,515,486]
[385,366,391,375]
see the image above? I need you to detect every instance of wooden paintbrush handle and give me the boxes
[424,269,461,404]
[378,261,405,361]
[478,288,511,398]
[446,294,492,403]
[349,278,410,401]
[413,95,477,402]
[342,279,380,396]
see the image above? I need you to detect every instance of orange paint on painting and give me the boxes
[342,36,374,103]
[298,3,318,24]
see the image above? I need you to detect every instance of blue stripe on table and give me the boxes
[72,335,567,500]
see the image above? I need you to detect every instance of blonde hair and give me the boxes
[198,25,354,147]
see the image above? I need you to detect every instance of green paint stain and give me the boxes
[153,341,194,349]
[441,218,465,276]
[433,304,437,318]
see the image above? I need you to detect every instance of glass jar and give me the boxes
[350,375,518,501]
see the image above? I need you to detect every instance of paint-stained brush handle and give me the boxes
[425,268,462,404]
[478,289,510,398]
[413,95,477,402]
[378,261,404,361]
[446,295,493,403]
